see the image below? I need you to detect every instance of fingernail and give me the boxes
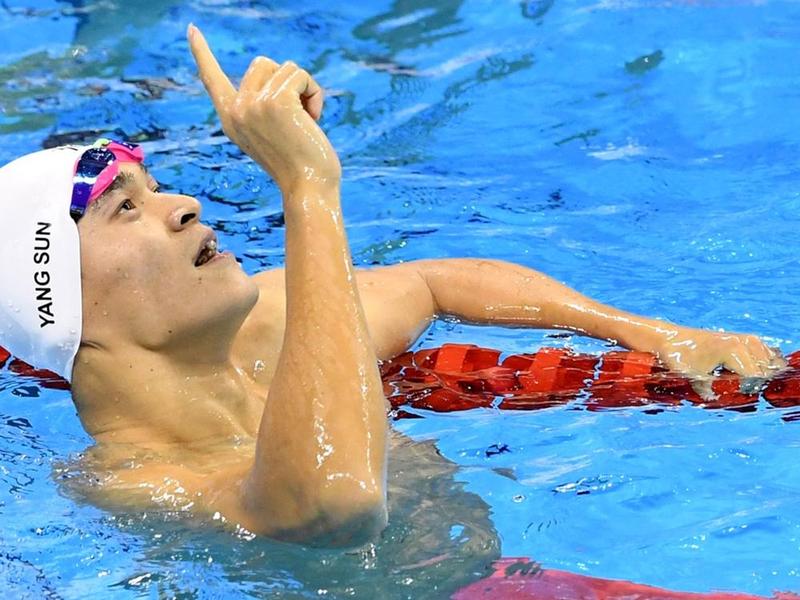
[187,23,196,39]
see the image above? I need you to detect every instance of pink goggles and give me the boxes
[70,138,145,221]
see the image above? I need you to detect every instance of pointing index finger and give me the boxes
[187,24,237,111]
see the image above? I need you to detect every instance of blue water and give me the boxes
[2,0,800,597]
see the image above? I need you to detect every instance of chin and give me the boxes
[205,267,260,322]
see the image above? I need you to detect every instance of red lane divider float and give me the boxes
[380,344,800,418]
[453,558,800,600]
[0,345,70,390]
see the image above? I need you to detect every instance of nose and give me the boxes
[167,194,202,231]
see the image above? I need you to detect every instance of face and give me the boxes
[77,162,259,353]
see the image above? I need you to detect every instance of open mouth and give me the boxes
[195,236,220,267]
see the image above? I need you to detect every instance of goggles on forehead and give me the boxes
[70,138,144,222]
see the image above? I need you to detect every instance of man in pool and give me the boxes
[0,25,785,546]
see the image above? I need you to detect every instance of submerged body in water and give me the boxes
[57,432,500,598]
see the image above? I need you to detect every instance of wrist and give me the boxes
[557,300,676,354]
[283,178,340,201]
[623,318,682,355]
[285,175,340,193]
[281,178,342,224]
[272,162,341,196]
[582,303,680,354]
[280,175,340,199]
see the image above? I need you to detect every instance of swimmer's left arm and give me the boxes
[360,258,784,379]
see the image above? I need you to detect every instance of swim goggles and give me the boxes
[70,138,144,222]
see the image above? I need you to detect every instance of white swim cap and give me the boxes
[0,140,144,382]
[0,146,85,382]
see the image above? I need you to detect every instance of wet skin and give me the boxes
[67,25,785,546]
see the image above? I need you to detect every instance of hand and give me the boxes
[654,327,787,391]
[187,24,340,192]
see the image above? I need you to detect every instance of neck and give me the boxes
[71,341,263,449]
[153,310,246,367]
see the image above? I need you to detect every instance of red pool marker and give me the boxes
[453,558,800,600]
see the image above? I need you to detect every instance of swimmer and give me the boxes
[0,24,786,546]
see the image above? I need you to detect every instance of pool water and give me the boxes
[2,0,800,597]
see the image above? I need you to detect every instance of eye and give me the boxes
[117,199,136,214]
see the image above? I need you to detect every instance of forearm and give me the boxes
[245,181,387,542]
[413,258,681,352]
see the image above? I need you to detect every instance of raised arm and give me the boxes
[359,258,784,379]
[189,26,387,544]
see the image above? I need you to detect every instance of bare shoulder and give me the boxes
[251,267,286,291]
[249,263,425,308]
[352,262,426,302]
[243,263,435,362]
[355,263,436,360]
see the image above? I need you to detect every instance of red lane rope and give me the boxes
[380,344,800,418]
[452,558,800,600]
[0,345,70,390]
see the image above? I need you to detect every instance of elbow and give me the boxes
[278,484,388,547]
[241,476,388,548]
[313,485,388,547]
